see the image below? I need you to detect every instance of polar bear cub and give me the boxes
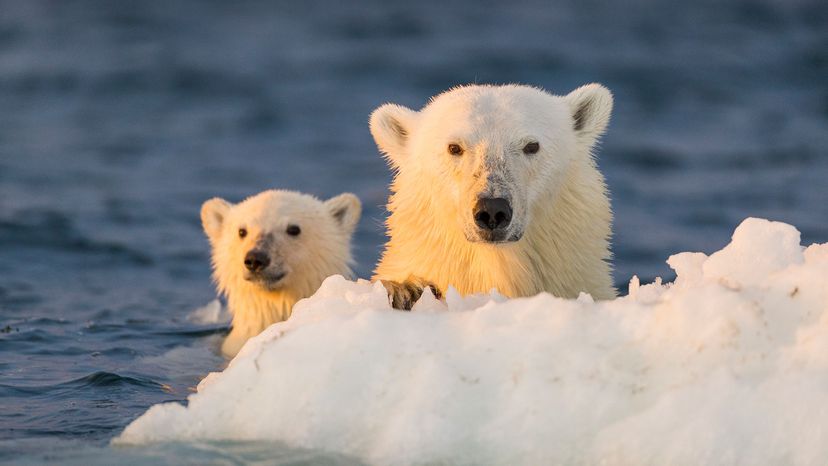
[201,190,361,356]
[370,84,616,308]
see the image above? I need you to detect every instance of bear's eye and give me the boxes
[523,142,540,155]
[286,225,301,237]
[447,143,464,156]
[238,228,247,238]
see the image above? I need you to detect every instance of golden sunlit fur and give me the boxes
[201,190,361,356]
[371,84,615,302]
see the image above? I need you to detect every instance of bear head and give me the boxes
[200,190,361,297]
[370,84,612,244]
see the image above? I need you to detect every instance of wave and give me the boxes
[0,372,164,397]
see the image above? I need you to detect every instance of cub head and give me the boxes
[200,190,361,297]
[370,84,612,243]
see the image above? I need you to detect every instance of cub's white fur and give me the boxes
[370,84,615,301]
[201,190,361,356]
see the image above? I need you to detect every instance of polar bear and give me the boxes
[370,84,615,309]
[201,190,361,356]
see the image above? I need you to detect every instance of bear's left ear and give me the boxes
[369,103,418,170]
[325,193,362,234]
[564,83,613,150]
[201,197,231,244]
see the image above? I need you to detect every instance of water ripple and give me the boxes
[0,210,154,266]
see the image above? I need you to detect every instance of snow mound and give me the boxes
[115,218,828,465]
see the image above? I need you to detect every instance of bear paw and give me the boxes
[381,277,442,311]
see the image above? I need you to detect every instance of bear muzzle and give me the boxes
[244,250,270,272]
[243,249,288,288]
[472,197,519,243]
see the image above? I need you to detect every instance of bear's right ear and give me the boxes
[325,193,362,235]
[369,103,418,170]
[201,197,231,243]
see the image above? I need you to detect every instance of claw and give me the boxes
[381,277,441,310]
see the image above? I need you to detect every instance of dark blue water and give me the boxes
[1,0,826,463]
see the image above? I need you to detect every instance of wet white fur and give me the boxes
[201,190,361,356]
[370,84,615,299]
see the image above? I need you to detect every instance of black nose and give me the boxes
[473,197,512,231]
[244,250,270,272]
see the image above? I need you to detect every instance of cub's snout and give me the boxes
[243,246,287,289]
[243,249,270,272]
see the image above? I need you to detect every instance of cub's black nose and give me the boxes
[473,197,512,231]
[244,250,270,272]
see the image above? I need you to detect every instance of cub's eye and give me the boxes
[238,228,247,238]
[523,142,540,155]
[447,143,464,156]
[286,225,301,237]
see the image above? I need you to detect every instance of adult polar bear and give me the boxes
[370,84,616,309]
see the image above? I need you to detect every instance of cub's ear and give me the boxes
[369,103,418,170]
[201,197,231,244]
[325,193,362,234]
[564,83,613,150]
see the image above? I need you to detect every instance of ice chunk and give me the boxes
[186,300,231,325]
[667,251,707,287]
[703,217,803,287]
[115,218,828,465]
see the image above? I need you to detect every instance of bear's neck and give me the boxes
[217,256,353,357]
[220,278,309,357]
[375,159,615,300]
[228,287,298,337]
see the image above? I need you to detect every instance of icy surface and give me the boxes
[116,218,828,465]
[186,300,232,325]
